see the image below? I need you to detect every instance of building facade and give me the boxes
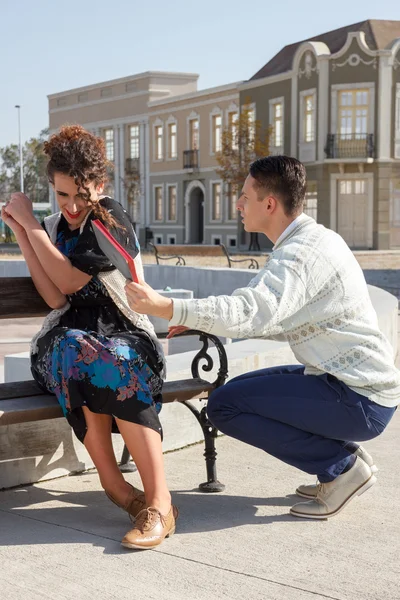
[240,20,400,250]
[48,20,400,250]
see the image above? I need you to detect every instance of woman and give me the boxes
[1,125,177,550]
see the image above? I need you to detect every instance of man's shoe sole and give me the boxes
[290,474,377,519]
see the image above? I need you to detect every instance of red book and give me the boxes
[92,219,139,282]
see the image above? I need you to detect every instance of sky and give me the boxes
[1,0,398,148]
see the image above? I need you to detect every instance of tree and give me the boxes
[215,103,271,191]
[0,128,49,203]
[0,128,50,242]
[215,102,271,249]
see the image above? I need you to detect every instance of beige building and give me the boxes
[48,19,400,250]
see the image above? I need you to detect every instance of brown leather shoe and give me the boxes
[121,505,178,550]
[105,483,146,519]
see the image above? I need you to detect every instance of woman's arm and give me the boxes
[1,207,67,309]
[5,193,92,295]
[16,229,68,309]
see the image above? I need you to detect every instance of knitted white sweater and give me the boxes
[171,214,400,407]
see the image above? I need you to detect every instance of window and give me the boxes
[126,81,137,93]
[167,235,176,245]
[155,235,163,244]
[212,236,221,245]
[228,111,238,149]
[228,185,238,220]
[155,125,163,160]
[248,108,255,142]
[130,125,140,159]
[167,185,177,221]
[304,181,318,221]
[338,89,368,138]
[154,186,163,221]
[168,123,177,159]
[101,87,112,98]
[78,92,88,103]
[227,236,237,248]
[189,119,199,149]
[104,128,114,161]
[339,179,366,195]
[212,114,222,153]
[304,95,315,142]
[212,182,221,220]
[272,102,283,148]
[57,97,66,107]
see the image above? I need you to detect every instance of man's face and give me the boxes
[236,175,269,233]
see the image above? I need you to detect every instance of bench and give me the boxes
[150,242,259,269]
[0,277,229,493]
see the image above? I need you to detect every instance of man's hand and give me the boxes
[125,280,174,320]
[4,193,36,229]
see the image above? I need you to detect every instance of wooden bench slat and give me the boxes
[0,378,214,403]
[0,395,63,426]
[0,277,50,319]
[0,379,215,426]
[0,380,47,400]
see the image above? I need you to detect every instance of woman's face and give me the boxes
[53,173,104,230]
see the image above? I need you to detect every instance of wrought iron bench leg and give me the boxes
[119,444,136,472]
[184,401,225,493]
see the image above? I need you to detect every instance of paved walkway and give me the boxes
[0,414,399,600]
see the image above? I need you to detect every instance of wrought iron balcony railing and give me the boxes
[183,149,199,169]
[125,157,140,175]
[325,133,374,159]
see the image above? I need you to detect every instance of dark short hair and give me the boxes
[249,155,307,216]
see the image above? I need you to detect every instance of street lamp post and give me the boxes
[15,105,24,193]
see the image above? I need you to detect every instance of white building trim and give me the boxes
[318,57,329,161]
[395,84,400,159]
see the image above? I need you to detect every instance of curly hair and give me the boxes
[43,125,119,229]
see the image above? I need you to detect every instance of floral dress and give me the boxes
[31,197,165,443]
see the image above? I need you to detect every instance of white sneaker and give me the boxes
[290,458,376,519]
[295,445,377,499]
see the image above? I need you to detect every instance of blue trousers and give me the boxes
[207,366,396,482]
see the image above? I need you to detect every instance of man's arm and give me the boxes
[125,258,309,340]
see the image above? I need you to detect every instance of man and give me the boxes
[125,156,399,519]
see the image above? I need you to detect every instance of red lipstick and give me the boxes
[65,209,83,219]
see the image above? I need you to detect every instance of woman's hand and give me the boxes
[4,193,36,229]
[167,326,189,338]
[1,205,26,237]
[124,280,174,320]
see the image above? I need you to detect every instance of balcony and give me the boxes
[183,149,199,170]
[325,134,375,160]
[125,157,140,175]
